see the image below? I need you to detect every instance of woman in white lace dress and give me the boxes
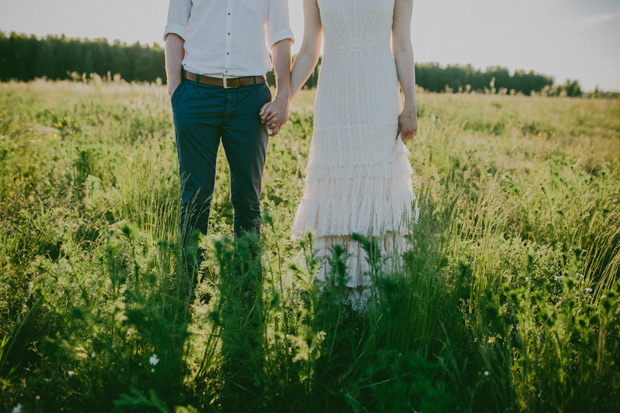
[264,0,419,294]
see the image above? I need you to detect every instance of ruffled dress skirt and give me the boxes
[291,122,419,289]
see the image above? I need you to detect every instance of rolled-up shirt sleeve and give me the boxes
[267,0,295,47]
[163,0,191,42]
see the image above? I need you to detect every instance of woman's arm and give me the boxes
[290,0,323,97]
[392,0,418,141]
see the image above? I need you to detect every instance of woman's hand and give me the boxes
[398,105,417,141]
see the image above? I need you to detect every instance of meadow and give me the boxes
[1,79,619,412]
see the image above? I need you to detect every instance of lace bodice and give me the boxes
[315,0,401,131]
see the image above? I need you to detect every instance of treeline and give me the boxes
[415,63,584,97]
[416,63,552,95]
[1,32,585,96]
[283,60,582,97]
[0,32,165,83]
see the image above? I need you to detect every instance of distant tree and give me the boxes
[556,79,582,97]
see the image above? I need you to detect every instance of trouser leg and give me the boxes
[171,80,225,246]
[221,83,271,239]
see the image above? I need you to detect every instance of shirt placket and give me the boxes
[224,0,233,77]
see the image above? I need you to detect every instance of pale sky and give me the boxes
[1,0,619,91]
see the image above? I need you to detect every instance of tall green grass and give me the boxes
[1,80,619,412]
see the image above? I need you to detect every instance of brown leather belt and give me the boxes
[182,69,265,89]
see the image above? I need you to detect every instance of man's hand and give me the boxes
[260,96,289,136]
[168,79,182,98]
[397,105,418,141]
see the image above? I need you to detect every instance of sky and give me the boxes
[1,0,619,91]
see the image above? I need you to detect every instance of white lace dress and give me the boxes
[291,0,418,288]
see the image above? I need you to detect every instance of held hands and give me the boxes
[260,95,290,136]
[397,105,418,141]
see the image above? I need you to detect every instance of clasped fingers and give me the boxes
[260,98,289,136]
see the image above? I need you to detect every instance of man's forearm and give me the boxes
[165,34,185,94]
[271,39,292,100]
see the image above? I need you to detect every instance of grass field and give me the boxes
[1,79,619,412]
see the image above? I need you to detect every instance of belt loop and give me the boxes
[194,74,200,88]
[253,76,257,86]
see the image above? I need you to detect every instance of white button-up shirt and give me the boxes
[164,0,294,77]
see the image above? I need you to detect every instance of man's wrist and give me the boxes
[275,89,291,101]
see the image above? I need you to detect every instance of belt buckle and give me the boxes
[222,77,230,89]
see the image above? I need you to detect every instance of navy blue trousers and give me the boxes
[171,78,271,242]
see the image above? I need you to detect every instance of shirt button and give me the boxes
[227,52,230,55]
[228,12,231,15]
[227,32,231,35]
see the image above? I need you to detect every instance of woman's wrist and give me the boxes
[403,102,417,115]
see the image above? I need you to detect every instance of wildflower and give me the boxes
[11,403,22,413]
[576,272,584,279]
[553,275,562,282]
[149,354,159,366]
[91,352,96,358]
[484,371,490,377]
[68,371,74,376]
[585,288,593,293]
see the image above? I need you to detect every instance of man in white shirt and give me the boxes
[164,0,293,253]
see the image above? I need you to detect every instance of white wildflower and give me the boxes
[149,354,159,366]
[484,371,490,377]
[585,288,593,293]
[91,352,96,358]
[11,403,22,413]
[553,275,562,282]
[68,370,74,376]
[576,272,584,279]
